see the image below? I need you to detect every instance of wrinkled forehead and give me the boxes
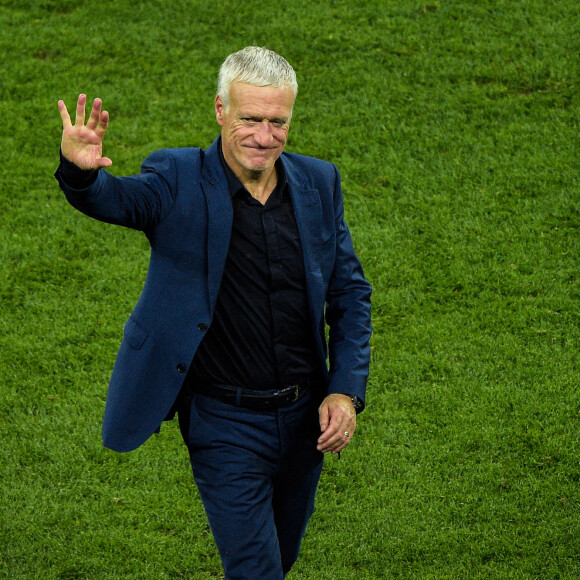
[228,83,296,113]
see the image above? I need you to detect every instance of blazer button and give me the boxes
[176,363,186,373]
[197,323,208,332]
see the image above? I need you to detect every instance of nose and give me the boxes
[253,120,274,147]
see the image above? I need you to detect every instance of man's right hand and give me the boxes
[58,94,112,170]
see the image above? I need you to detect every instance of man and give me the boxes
[55,47,371,579]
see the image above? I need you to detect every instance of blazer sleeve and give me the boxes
[324,165,372,409]
[54,149,181,232]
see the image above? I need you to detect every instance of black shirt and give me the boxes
[188,142,319,389]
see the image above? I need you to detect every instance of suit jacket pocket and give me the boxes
[123,316,148,350]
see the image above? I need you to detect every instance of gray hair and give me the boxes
[217,46,298,110]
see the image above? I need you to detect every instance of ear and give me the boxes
[215,95,225,127]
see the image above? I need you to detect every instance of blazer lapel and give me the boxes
[284,159,326,321]
[200,139,234,311]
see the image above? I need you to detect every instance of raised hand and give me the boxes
[58,93,112,170]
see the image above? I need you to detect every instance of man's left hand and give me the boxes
[317,394,356,454]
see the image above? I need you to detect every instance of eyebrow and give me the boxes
[241,115,289,122]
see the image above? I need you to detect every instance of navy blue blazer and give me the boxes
[56,138,372,452]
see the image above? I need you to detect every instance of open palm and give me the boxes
[58,93,112,170]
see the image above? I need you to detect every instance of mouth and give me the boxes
[244,145,277,151]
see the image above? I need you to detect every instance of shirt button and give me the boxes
[197,323,208,332]
[176,363,186,373]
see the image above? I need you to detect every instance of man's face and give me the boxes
[215,82,295,179]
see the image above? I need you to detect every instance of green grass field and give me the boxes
[1,1,578,578]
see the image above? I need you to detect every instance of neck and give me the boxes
[221,143,279,204]
[239,166,278,204]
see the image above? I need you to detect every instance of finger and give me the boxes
[86,98,102,131]
[318,403,330,433]
[318,397,347,438]
[320,436,343,454]
[75,93,87,127]
[331,440,349,454]
[97,156,113,168]
[320,429,353,454]
[318,406,354,443]
[58,100,72,129]
[318,415,341,445]
[331,425,356,453]
[319,413,356,444]
[318,421,354,451]
[94,109,109,140]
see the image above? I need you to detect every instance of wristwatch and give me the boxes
[348,394,363,413]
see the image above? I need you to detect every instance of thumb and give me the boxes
[98,157,113,168]
[318,402,331,433]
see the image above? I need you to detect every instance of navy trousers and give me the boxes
[178,386,324,580]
